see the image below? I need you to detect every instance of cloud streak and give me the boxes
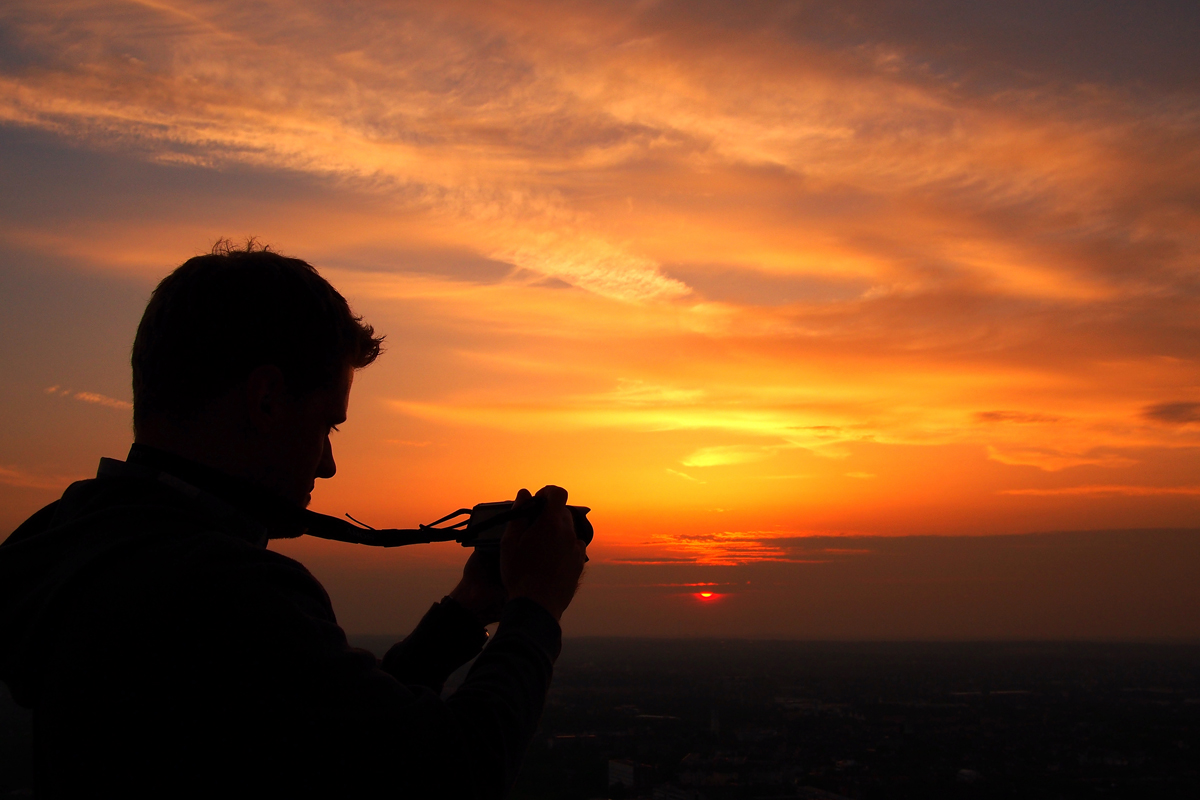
[1000,485,1200,497]
[1143,402,1200,425]
[0,464,84,490]
[45,385,132,410]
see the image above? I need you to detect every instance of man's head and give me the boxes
[132,241,383,505]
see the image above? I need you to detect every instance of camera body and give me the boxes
[461,501,594,553]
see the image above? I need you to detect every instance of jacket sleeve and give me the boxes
[229,551,562,799]
[375,598,562,797]
[443,598,562,798]
[382,597,489,694]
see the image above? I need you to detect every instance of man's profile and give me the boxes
[0,242,587,798]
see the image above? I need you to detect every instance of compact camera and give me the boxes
[453,500,594,552]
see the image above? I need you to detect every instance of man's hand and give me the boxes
[500,486,586,622]
[448,549,508,627]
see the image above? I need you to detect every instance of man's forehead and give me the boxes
[307,367,352,418]
[334,367,353,415]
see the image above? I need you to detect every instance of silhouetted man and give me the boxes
[0,244,586,798]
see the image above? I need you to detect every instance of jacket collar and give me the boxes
[96,445,306,547]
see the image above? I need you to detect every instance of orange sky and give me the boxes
[1,0,1199,637]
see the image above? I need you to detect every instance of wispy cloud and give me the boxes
[985,445,1138,473]
[1143,402,1200,425]
[1000,485,1200,497]
[681,445,783,468]
[632,530,879,566]
[664,468,704,484]
[0,464,83,490]
[660,532,817,566]
[975,410,1061,425]
[45,386,131,411]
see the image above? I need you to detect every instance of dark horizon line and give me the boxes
[349,634,1200,645]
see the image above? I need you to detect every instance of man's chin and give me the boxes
[281,491,311,509]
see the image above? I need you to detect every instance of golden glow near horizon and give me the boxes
[1,1,1199,634]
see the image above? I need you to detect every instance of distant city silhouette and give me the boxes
[4,639,1199,798]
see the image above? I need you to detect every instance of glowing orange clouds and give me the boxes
[1,1,1199,604]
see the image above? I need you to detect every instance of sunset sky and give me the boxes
[2,0,1198,638]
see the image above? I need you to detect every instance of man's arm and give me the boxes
[382,544,509,693]
[382,484,585,701]
[381,596,487,693]
[239,485,584,798]
[212,551,554,799]
[443,597,562,798]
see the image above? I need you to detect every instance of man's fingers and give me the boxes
[499,484,584,621]
[503,488,535,547]
[533,485,571,536]
[534,484,568,508]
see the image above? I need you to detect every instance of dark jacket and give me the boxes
[0,447,560,798]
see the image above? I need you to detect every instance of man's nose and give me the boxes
[316,436,336,479]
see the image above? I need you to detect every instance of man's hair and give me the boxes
[132,240,383,432]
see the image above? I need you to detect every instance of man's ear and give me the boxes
[243,365,290,433]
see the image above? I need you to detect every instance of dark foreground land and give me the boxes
[3,640,1199,799]
[509,640,1200,800]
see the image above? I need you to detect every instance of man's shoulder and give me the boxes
[0,477,339,708]
[1,475,326,610]
[3,498,61,547]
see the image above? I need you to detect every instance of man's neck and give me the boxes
[134,403,259,484]
[125,443,306,539]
